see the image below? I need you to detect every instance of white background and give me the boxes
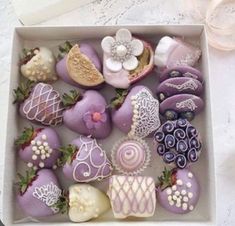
[0,0,235,225]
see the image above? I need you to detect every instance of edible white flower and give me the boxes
[101,28,144,72]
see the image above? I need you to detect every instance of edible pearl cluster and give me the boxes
[166,172,194,211]
[24,49,57,81]
[27,134,57,170]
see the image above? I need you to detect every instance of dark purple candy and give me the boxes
[163,151,176,163]
[160,66,203,83]
[162,121,175,133]
[154,119,202,169]
[187,148,199,162]
[157,144,166,156]
[165,134,175,148]
[176,140,188,153]
[174,128,186,140]
[155,131,165,142]
[175,154,187,169]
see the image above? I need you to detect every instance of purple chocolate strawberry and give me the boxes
[58,135,113,182]
[156,77,203,102]
[62,89,111,139]
[160,94,204,121]
[13,80,64,126]
[17,169,62,217]
[56,41,104,89]
[15,127,61,170]
[111,85,161,138]
[154,119,202,169]
[156,168,200,214]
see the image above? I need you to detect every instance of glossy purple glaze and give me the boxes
[62,136,113,182]
[56,43,102,88]
[160,94,204,115]
[18,128,61,169]
[17,169,61,217]
[157,168,200,214]
[63,90,111,139]
[156,77,203,101]
[160,66,203,83]
[111,85,146,134]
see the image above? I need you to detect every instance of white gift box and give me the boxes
[1,25,216,226]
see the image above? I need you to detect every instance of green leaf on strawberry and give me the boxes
[110,88,129,109]
[158,167,176,190]
[53,190,69,214]
[15,126,34,148]
[57,41,73,60]
[58,144,78,165]
[62,90,82,108]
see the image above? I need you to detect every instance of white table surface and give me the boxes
[0,0,235,225]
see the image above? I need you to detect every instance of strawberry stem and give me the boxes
[110,88,129,109]
[19,47,39,66]
[15,126,35,149]
[13,79,35,104]
[17,169,37,195]
[53,190,69,214]
[62,90,82,108]
[57,41,73,60]
[157,167,175,190]
[58,144,78,165]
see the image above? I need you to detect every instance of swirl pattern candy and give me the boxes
[111,137,150,175]
[154,119,202,169]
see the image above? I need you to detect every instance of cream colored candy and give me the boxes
[68,184,110,223]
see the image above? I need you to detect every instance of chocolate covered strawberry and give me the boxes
[14,81,64,126]
[15,127,61,170]
[62,89,111,139]
[17,169,62,217]
[101,28,154,89]
[58,136,113,182]
[111,85,161,138]
[20,47,57,82]
[56,41,104,88]
[156,168,200,214]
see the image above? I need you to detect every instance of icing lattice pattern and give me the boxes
[73,136,112,182]
[108,175,156,218]
[23,83,64,126]
[33,182,62,213]
[129,88,161,138]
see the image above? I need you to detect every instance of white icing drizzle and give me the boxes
[174,50,201,67]
[165,79,198,91]
[22,83,64,126]
[129,88,161,138]
[33,182,61,213]
[72,136,112,182]
[176,99,198,111]
[183,72,199,80]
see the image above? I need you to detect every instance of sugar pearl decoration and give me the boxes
[39,162,45,168]
[188,172,193,178]
[186,182,192,188]
[181,190,187,195]
[27,162,33,168]
[32,155,37,160]
[166,188,172,195]
[188,192,193,199]
[189,205,194,211]
[182,203,188,210]
[176,179,183,186]
[172,185,177,191]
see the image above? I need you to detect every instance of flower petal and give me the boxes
[94,121,102,129]
[106,58,122,72]
[101,36,115,53]
[116,28,132,42]
[86,120,95,130]
[100,113,107,122]
[131,39,144,56]
[123,56,139,70]
[83,112,92,122]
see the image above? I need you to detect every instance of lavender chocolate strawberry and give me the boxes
[101,28,154,89]
[56,41,104,88]
[20,47,57,82]
[159,66,203,83]
[111,136,150,175]
[15,127,61,170]
[17,169,62,217]
[156,168,200,214]
[156,77,203,102]
[14,81,64,126]
[154,119,202,169]
[154,36,201,69]
[160,94,204,121]
[111,85,160,138]
[59,136,113,183]
[62,90,111,139]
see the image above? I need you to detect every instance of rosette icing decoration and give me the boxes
[107,175,156,218]
[154,36,201,69]
[101,28,154,88]
[14,81,64,126]
[111,136,150,175]
[154,119,202,169]
[111,85,161,138]
[60,136,113,183]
